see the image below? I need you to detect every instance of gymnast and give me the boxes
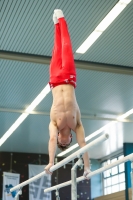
[45,9,90,178]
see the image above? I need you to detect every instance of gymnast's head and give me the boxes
[57,129,72,151]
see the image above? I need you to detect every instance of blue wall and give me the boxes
[91,159,102,199]
[124,143,133,200]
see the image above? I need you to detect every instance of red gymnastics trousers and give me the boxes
[49,17,76,89]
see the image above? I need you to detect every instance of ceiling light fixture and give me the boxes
[0,84,50,146]
[76,0,132,54]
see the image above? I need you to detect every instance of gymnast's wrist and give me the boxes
[49,162,54,165]
[84,166,91,171]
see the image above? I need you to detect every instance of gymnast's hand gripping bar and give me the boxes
[10,133,109,192]
[44,153,133,193]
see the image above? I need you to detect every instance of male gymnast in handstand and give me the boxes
[45,9,90,178]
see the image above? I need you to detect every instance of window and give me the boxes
[102,154,125,195]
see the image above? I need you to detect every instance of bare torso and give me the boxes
[50,84,80,131]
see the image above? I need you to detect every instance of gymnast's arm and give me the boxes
[44,121,58,174]
[75,112,90,175]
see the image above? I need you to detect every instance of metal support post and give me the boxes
[55,189,60,200]
[15,188,22,200]
[71,156,83,200]
[131,162,133,200]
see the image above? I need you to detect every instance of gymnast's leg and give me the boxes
[54,9,76,87]
[49,13,62,88]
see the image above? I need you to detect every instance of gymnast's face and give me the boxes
[57,132,72,146]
